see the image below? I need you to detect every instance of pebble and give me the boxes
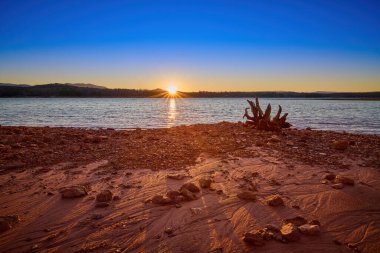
[280,223,300,242]
[96,190,113,202]
[266,195,284,206]
[237,191,256,201]
[199,178,212,188]
[298,224,321,235]
[243,230,265,246]
[61,186,88,198]
[334,175,355,186]
[0,215,20,233]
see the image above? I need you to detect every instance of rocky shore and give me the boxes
[0,123,379,252]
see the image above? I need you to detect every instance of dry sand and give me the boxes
[0,123,379,253]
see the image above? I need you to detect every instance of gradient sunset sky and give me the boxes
[0,0,379,92]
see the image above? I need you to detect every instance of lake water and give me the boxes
[0,98,379,135]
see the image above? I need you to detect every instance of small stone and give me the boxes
[164,227,173,235]
[180,188,198,201]
[61,186,87,198]
[324,173,336,181]
[334,175,355,186]
[298,224,320,235]
[264,224,280,232]
[113,195,121,201]
[199,178,212,188]
[175,204,182,208]
[280,223,300,242]
[284,216,307,226]
[95,202,109,208]
[190,207,203,215]
[237,191,256,201]
[309,220,321,226]
[243,230,265,246]
[47,191,54,196]
[152,195,172,205]
[321,180,328,184]
[333,239,342,245]
[180,182,200,193]
[332,140,349,151]
[331,183,344,189]
[269,135,281,143]
[96,190,113,202]
[0,215,20,233]
[266,195,284,206]
[167,174,186,180]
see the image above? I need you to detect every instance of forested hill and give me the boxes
[0,83,379,99]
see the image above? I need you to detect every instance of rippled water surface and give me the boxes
[0,98,379,134]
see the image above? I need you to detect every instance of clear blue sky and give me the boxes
[1,0,379,91]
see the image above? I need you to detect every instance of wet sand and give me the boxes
[0,123,379,253]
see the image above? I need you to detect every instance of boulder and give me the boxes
[243,230,265,246]
[199,178,212,188]
[61,186,87,198]
[180,182,200,193]
[0,215,20,233]
[334,175,354,186]
[266,195,284,206]
[298,224,320,235]
[332,140,349,151]
[237,191,256,201]
[280,223,300,242]
[96,190,113,202]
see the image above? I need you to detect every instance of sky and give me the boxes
[0,0,380,92]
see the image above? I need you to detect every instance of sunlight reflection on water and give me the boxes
[0,98,379,134]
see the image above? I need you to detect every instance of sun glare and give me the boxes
[168,86,177,95]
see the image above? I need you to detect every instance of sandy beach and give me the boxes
[0,123,379,253]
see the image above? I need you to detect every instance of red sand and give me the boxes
[0,123,379,252]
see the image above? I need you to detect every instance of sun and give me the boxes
[167,86,177,95]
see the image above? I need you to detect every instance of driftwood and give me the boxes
[243,97,291,131]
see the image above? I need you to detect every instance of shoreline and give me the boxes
[0,123,379,252]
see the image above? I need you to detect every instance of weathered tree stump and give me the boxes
[243,97,291,131]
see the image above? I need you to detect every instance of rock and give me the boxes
[331,183,344,189]
[180,182,200,193]
[334,175,355,186]
[180,187,198,201]
[166,190,181,199]
[243,230,265,246]
[264,224,280,232]
[190,207,203,215]
[237,191,256,201]
[269,135,281,143]
[199,178,212,188]
[61,186,88,198]
[284,216,307,226]
[152,195,172,205]
[0,215,20,233]
[96,190,113,202]
[164,227,173,235]
[266,195,284,206]
[298,224,320,235]
[309,220,321,226]
[280,223,300,242]
[321,180,328,184]
[324,173,336,181]
[95,202,109,208]
[167,174,186,180]
[332,140,349,150]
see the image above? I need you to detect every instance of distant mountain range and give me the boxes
[0,83,379,99]
[0,83,107,89]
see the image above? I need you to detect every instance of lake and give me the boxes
[0,98,379,134]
